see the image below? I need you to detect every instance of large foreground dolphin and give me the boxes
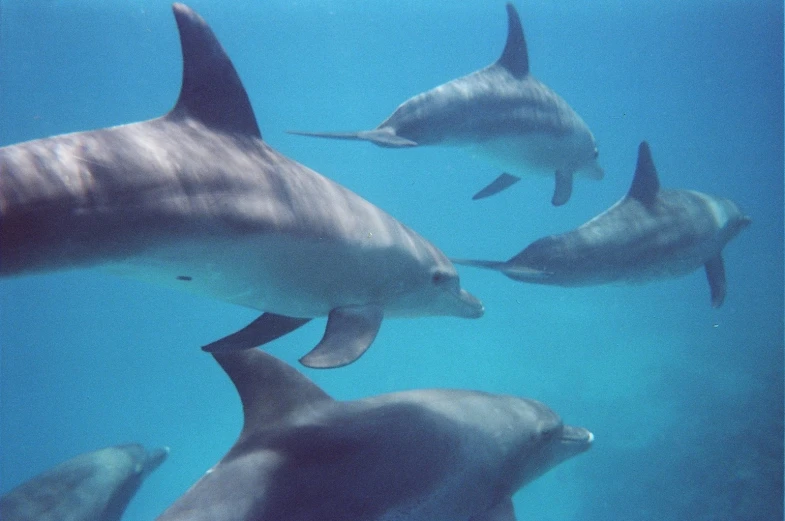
[0,444,168,521]
[0,4,483,368]
[289,3,602,206]
[454,142,750,307]
[156,348,592,521]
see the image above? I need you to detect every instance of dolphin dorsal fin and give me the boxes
[496,3,529,78]
[170,4,261,138]
[213,350,332,434]
[627,141,660,204]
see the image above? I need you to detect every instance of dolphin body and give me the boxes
[289,3,602,206]
[156,348,592,521]
[0,4,483,368]
[454,142,750,307]
[0,444,168,521]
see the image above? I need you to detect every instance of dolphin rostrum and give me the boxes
[289,3,602,206]
[0,4,483,368]
[454,141,750,307]
[0,444,168,521]
[156,348,593,521]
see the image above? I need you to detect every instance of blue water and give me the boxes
[1,1,782,520]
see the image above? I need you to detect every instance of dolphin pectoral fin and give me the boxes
[287,129,417,148]
[471,498,517,521]
[299,305,384,369]
[472,172,522,200]
[202,313,311,352]
[705,254,727,308]
[551,170,574,206]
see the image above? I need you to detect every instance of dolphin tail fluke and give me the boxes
[299,305,384,369]
[472,172,522,200]
[551,171,574,206]
[202,312,311,352]
[288,129,418,148]
[705,254,726,308]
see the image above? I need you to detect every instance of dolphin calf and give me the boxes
[0,4,483,368]
[0,444,168,521]
[454,142,750,307]
[289,3,602,206]
[156,348,592,521]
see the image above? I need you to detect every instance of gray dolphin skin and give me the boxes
[156,348,592,521]
[289,3,602,206]
[0,444,168,521]
[0,4,483,368]
[453,142,751,307]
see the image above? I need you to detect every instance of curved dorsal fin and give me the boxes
[212,349,333,434]
[496,3,529,78]
[627,141,660,204]
[170,4,261,138]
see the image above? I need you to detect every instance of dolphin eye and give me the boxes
[431,271,449,285]
[593,148,599,159]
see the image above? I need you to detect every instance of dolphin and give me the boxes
[156,348,593,521]
[289,3,602,206]
[0,4,483,368]
[0,444,168,521]
[453,141,751,307]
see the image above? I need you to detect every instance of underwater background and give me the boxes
[0,0,782,519]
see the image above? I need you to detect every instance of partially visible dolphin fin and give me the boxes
[552,170,574,206]
[299,305,384,369]
[472,172,522,200]
[169,3,261,138]
[452,258,552,282]
[287,129,418,148]
[705,254,726,308]
[495,3,529,78]
[212,349,333,433]
[202,313,311,352]
[451,258,509,271]
[627,141,660,204]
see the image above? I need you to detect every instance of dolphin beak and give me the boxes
[143,446,170,476]
[457,289,484,318]
[560,425,593,452]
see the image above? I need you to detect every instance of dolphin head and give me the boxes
[383,241,484,320]
[715,197,751,243]
[503,398,593,490]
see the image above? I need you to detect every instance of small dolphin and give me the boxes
[0,444,168,521]
[156,348,592,521]
[289,3,602,206]
[454,142,750,307]
[0,4,483,368]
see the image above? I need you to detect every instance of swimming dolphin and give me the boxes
[453,141,750,307]
[289,3,602,206]
[156,348,592,521]
[0,444,168,521]
[0,4,483,368]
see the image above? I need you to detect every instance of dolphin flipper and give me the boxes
[299,305,384,369]
[472,172,522,200]
[287,129,418,148]
[705,254,726,308]
[551,171,574,206]
[202,313,311,352]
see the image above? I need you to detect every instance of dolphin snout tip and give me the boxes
[459,289,485,318]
